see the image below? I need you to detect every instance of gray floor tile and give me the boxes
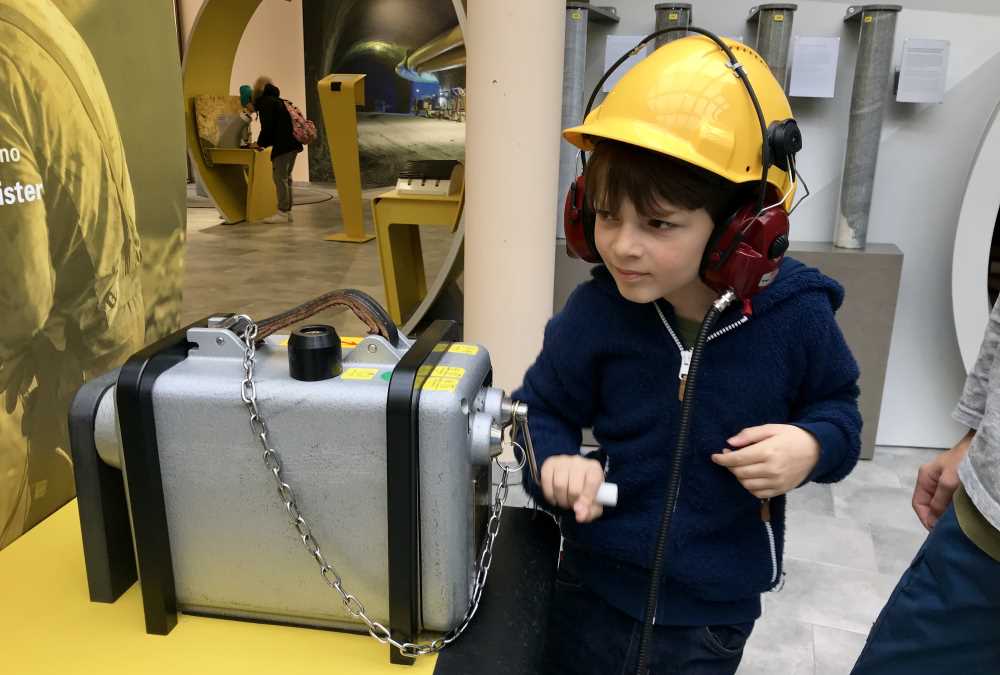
[870,446,943,491]
[764,557,897,635]
[738,613,814,675]
[788,481,835,516]
[832,482,926,535]
[841,458,902,489]
[868,523,927,578]
[814,624,869,675]
[184,188,456,339]
[785,509,879,573]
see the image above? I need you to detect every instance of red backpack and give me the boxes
[283,99,317,145]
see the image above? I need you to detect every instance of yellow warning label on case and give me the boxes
[864,15,873,23]
[668,12,679,20]
[774,14,784,21]
[423,377,461,392]
[432,343,479,356]
[570,9,583,21]
[421,366,465,392]
[341,367,379,381]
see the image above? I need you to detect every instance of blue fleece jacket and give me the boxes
[512,258,862,625]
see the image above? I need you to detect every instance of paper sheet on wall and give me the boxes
[789,36,840,98]
[896,38,949,103]
[603,36,649,92]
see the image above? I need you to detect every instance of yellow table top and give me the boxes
[206,146,259,165]
[0,500,438,674]
[372,188,463,203]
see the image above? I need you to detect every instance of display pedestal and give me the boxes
[1,500,558,674]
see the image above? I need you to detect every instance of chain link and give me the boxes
[235,316,515,658]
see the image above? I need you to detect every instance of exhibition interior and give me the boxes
[2,1,1000,674]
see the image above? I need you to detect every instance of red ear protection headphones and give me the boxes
[563,27,804,314]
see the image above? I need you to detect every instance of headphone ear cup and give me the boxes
[702,185,790,301]
[766,119,803,172]
[563,174,602,262]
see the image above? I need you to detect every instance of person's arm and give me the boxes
[908,298,1000,527]
[713,295,862,497]
[255,98,275,149]
[912,430,974,529]
[953,296,1000,430]
[512,286,601,520]
[786,301,863,485]
[0,57,54,404]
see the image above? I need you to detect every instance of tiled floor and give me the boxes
[183,182,455,335]
[183,192,941,675]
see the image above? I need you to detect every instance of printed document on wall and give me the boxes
[789,36,840,98]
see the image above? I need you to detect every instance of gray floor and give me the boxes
[183,192,939,675]
[182,182,454,335]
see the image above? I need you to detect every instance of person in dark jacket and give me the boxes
[249,76,302,223]
[513,37,862,675]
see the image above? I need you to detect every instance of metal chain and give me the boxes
[235,316,520,658]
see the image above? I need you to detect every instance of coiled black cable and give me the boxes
[635,291,736,675]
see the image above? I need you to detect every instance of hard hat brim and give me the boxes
[564,116,795,210]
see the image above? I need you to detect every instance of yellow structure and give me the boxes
[182,0,278,224]
[317,74,374,243]
[0,500,438,674]
[372,165,465,324]
[205,147,279,223]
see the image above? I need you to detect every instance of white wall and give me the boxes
[180,0,309,183]
[580,1,1000,449]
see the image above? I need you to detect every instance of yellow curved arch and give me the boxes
[182,0,271,223]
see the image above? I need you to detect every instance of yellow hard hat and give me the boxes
[564,35,796,208]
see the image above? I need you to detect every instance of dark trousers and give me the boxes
[272,151,296,212]
[542,563,753,675]
[851,505,1000,674]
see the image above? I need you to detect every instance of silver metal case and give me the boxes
[132,326,497,632]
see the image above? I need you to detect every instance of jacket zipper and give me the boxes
[653,302,779,592]
[761,499,779,585]
[653,302,750,400]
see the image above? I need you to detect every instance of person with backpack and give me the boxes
[248,76,307,223]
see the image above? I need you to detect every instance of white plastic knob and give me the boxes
[596,482,618,507]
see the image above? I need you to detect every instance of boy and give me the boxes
[513,37,862,674]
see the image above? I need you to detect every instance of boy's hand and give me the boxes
[540,455,606,523]
[711,424,820,499]
[913,430,973,530]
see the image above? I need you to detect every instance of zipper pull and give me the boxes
[677,350,692,401]
[760,498,771,522]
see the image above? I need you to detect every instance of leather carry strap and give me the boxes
[255,289,400,346]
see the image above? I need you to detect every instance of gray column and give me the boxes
[559,3,589,238]
[835,4,902,250]
[747,4,797,90]
[654,3,692,49]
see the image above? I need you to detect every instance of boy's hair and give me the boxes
[584,140,752,226]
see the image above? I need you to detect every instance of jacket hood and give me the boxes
[258,83,280,99]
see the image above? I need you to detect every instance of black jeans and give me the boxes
[541,563,754,675]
